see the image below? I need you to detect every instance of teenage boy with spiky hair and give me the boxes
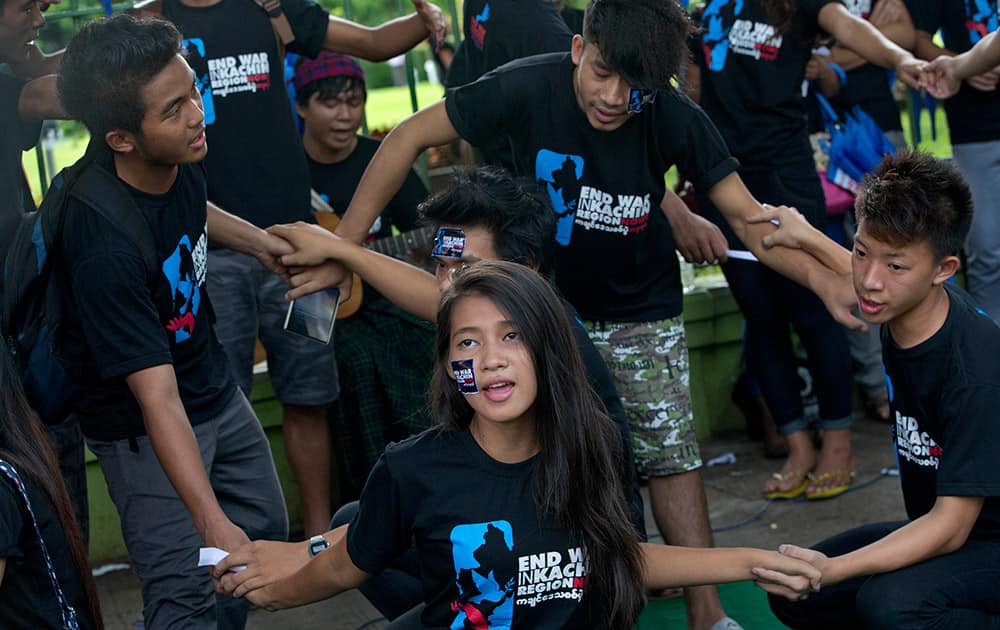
[292,1,889,627]
[57,15,295,629]
[747,150,1000,628]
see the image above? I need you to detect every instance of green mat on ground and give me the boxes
[635,581,791,629]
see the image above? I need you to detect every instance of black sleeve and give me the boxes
[281,0,330,58]
[0,479,25,560]
[386,168,429,232]
[907,0,943,35]
[937,385,1000,497]
[666,94,740,192]
[64,204,172,381]
[345,454,411,575]
[445,67,522,147]
[0,74,42,152]
[486,0,571,73]
[444,39,473,88]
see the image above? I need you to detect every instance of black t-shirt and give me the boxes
[308,135,426,240]
[909,0,1000,144]
[60,163,236,441]
[162,0,329,231]
[693,0,840,170]
[831,0,903,132]
[0,74,41,254]
[882,284,1000,539]
[446,53,738,322]
[347,430,601,629]
[444,0,572,89]
[0,468,94,630]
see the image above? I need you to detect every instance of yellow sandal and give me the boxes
[805,470,856,500]
[764,470,810,500]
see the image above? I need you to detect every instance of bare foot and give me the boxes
[807,429,855,497]
[762,431,817,495]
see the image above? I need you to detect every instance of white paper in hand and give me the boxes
[198,547,246,573]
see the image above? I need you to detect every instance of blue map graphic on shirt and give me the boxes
[535,150,584,246]
[163,235,201,343]
[964,0,998,43]
[449,521,515,630]
[700,0,744,71]
[183,38,216,125]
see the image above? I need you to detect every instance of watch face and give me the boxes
[309,536,330,557]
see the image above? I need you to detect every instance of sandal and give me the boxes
[764,470,809,500]
[805,470,856,500]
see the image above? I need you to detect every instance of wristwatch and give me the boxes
[307,534,330,558]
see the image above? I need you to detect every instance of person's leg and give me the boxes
[721,261,816,496]
[44,416,89,546]
[257,265,339,537]
[586,317,735,630]
[769,521,905,629]
[778,275,855,496]
[855,537,1000,630]
[87,432,223,630]
[205,249,259,396]
[951,140,1000,322]
[208,391,289,630]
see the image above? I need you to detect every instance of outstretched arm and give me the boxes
[781,496,983,585]
[746,204,852,275]
[268,222,440,320]
[827,0,914,71]
[17,75,66,121]
[708,173,864,330]
[923,32,1000,98]
[206,202,293,281]
[337,101,459,243]
[217,530,368,609]
[126,366,249,554]
[819,2,922,87]
[641,543,821,600]
[323,0,446,61]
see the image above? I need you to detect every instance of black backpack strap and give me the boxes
[70,164,159,286]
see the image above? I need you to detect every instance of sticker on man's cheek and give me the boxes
[450,359,478,394]
[627,88,657,114]
[432,227,466,259]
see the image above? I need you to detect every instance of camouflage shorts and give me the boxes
[584,316,701,476]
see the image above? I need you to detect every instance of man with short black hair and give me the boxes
[57,15,294,629]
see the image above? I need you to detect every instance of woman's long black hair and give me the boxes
[760,0,796,34]
[0,338,103,628]
[431,261,645,628]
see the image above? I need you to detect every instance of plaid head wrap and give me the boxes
[294,51,365,92]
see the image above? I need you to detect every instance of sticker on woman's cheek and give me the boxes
[450,359,478,394]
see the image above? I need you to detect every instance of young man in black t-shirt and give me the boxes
[293,51,435,497]
[748,151,1000,628]
[301,2,867,627]
[132,0,446,537]
[56,16,300,629]
[909,0,1000,323]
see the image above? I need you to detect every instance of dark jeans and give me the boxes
[770,521,1000,629]
[331,501,423,622]
[699,165,853,433]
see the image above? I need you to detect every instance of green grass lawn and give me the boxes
[21,83,955,205]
